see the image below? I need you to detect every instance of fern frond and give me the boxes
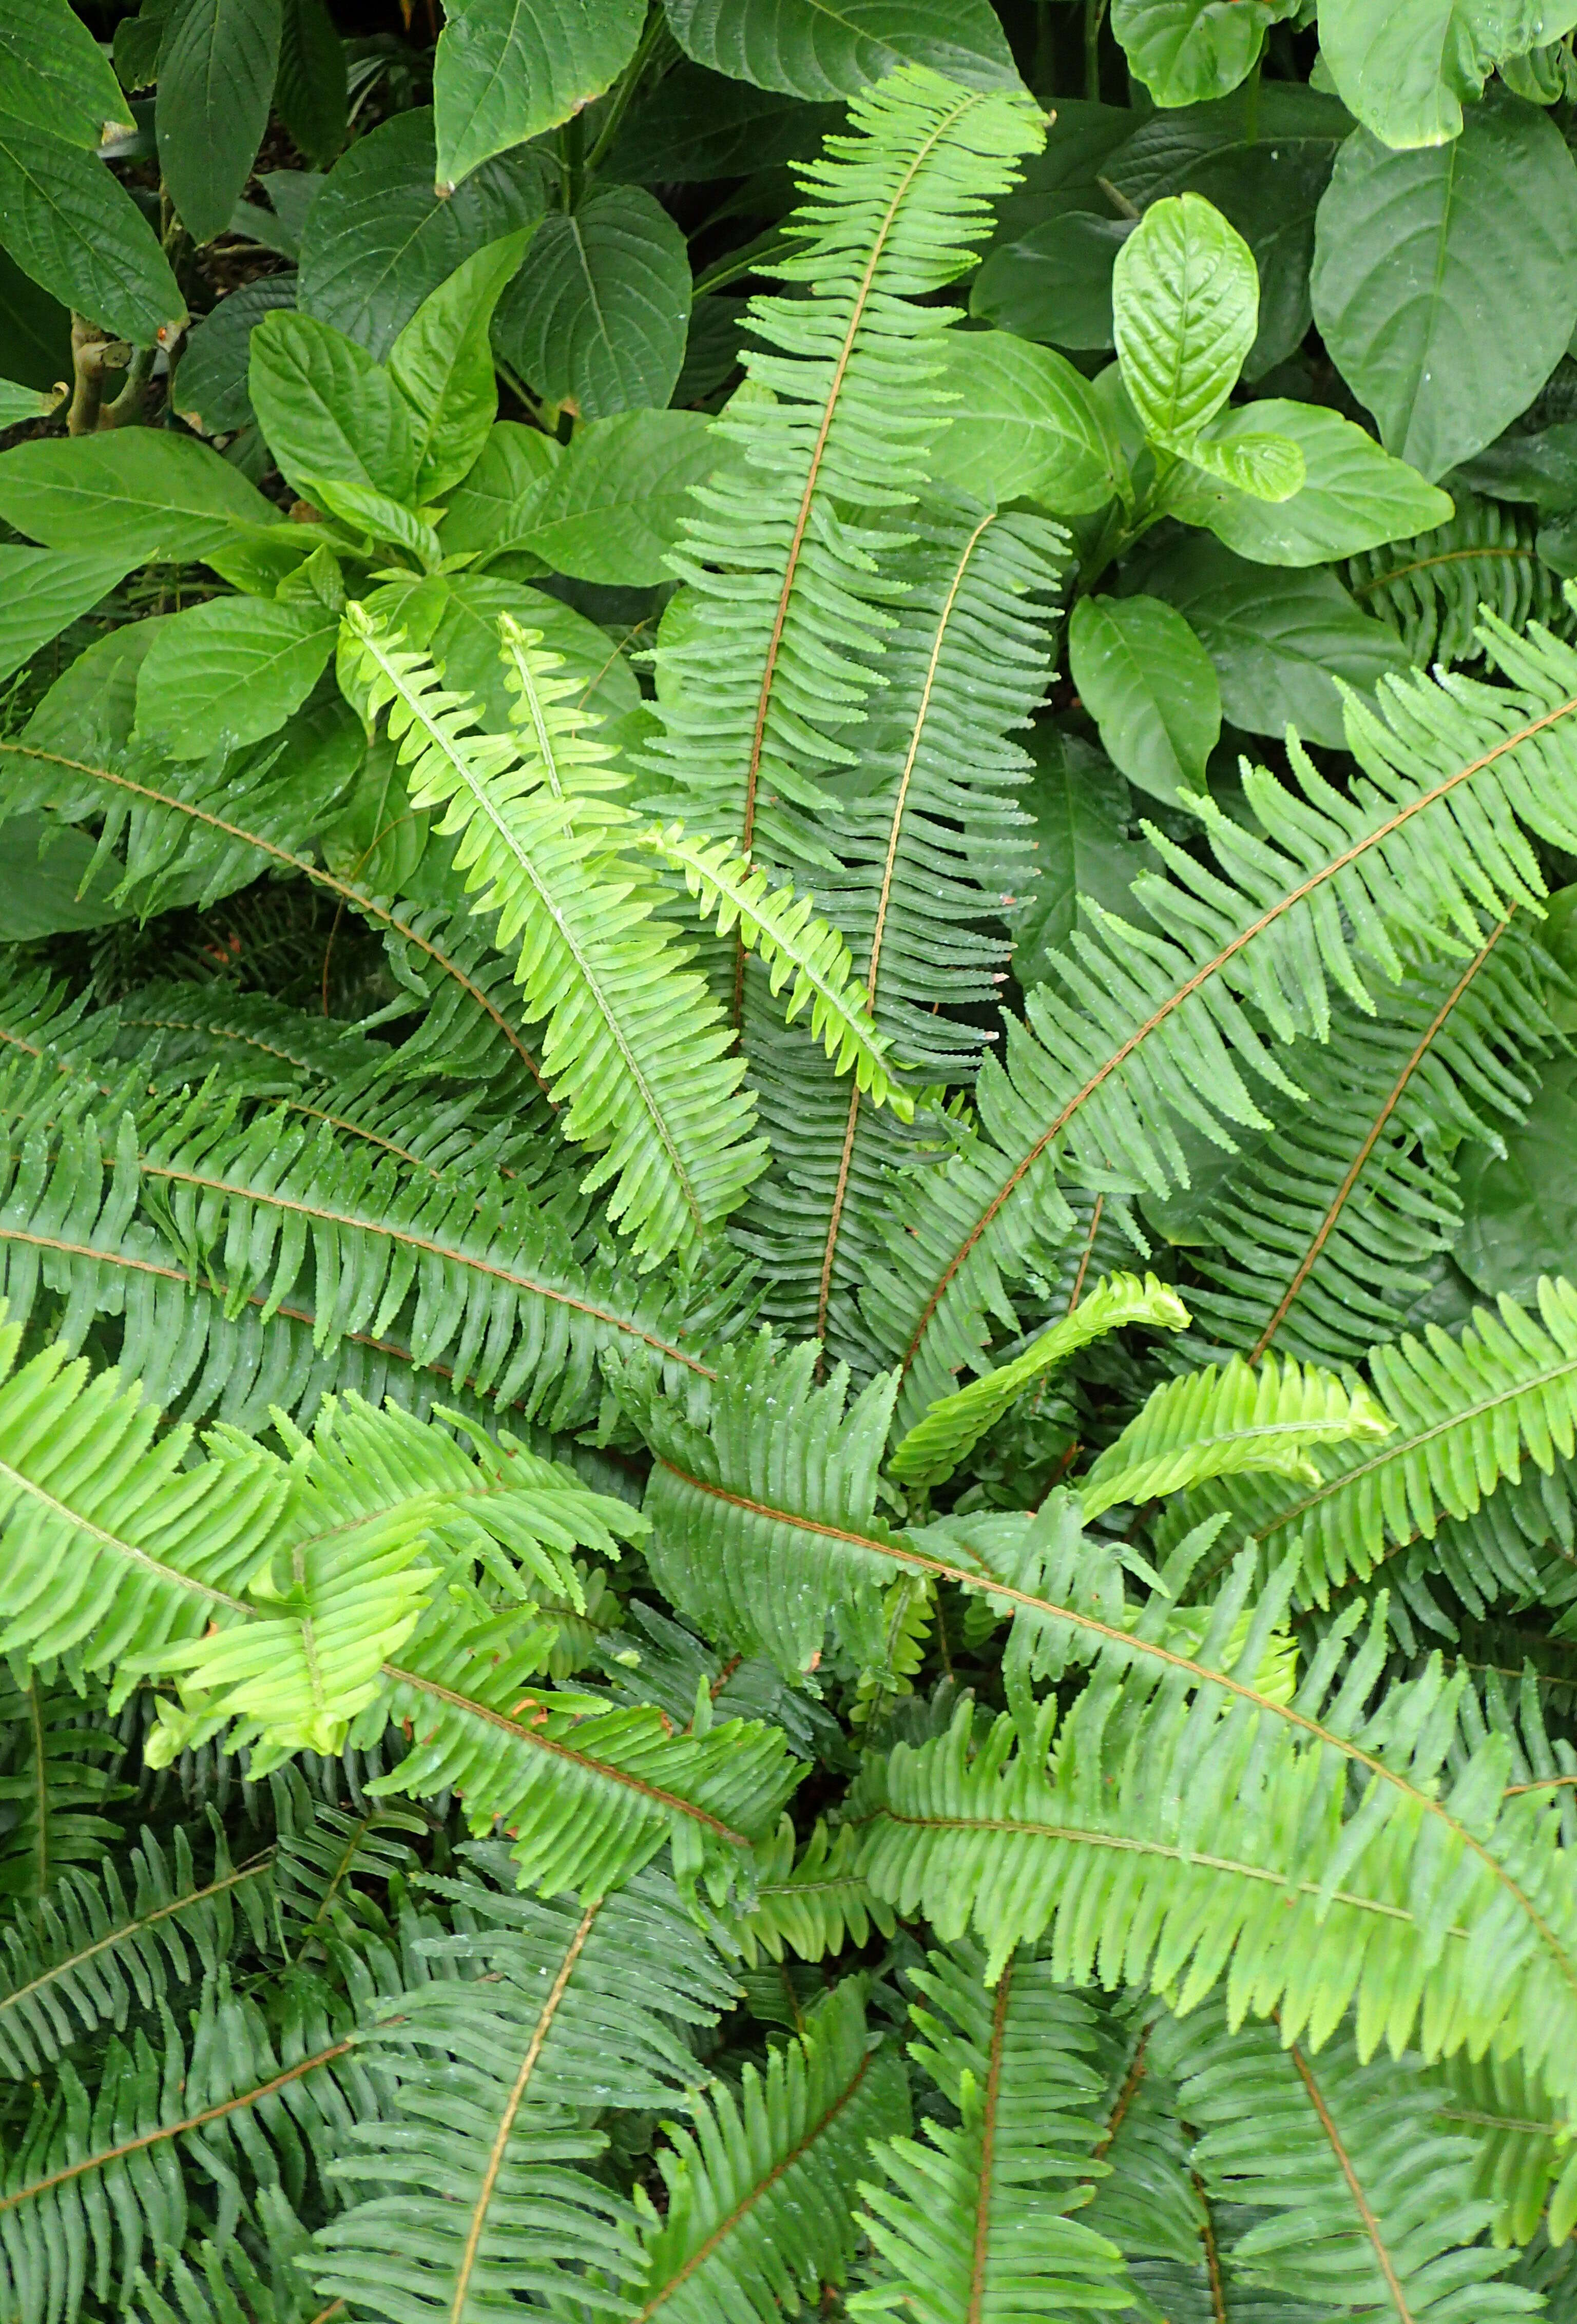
[1347,491,1571,669]
[0,1674,127,1906]
[641,70,1045,861]
[638,822,909,1111]
[890,1270,1190,1488]
[860,609,1577,1430]
[1428,2046,1577,2246]
[341,605,764,1267]
[853,1942,1129,2324]
[1165,920,1554,1366]
[637,1980,910,2323]
[1177,2005,1537,2318]
[1079,1352,1392,1520]
[733,500,1062,1355]
[1164,1277,1577,1609]
[739,1815,896,1966]
[314,1857,736,2322]
[0,1818,270,2077]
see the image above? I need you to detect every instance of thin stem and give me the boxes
[559,109,585,214]
[584,7,668,175]
[1084,0,1108,102]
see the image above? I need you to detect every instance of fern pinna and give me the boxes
[5,42,1577,2324]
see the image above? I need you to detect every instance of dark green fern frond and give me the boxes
[1427,2046,1577,2246]
[854,1942,1128,2324]
[861,606,1577,1432]
[1346,492,1570,669]
[0,1675,127,1908]
[637,1980,910,2324]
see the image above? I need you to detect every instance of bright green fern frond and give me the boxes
[314,1856,736,2322]
[637,1980,910,2324]
[739,1815,896,1966]
[853,1942,1128,2324]
[1177,2005,1537,2318]
[861,607,1577,1430]
[1079,1351,1392,1520]
[341,603,764,1266]
[638,822,909,1112]
[1346,491,1570,669]
[1428,2046,1577,2247]
[890,1270,1190,1488]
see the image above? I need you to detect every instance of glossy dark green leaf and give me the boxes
[662,0,1021,101]
[0,118,185,346]
[0,246,70,393]
[1452,418,1577,514]
[1136,533,1411,746]
[276,0,347,167]
[155,0,282,246]
[1068,592,1221,805]
[0,814,139,937]
[298,107,549,360]
[971,211,1133,351]
[493,184,691,419]
[986,99,1134,247]
[608,62,843,180]
[174,275,297,437]
[435,0,645,191]
[0,0,134,147]
[1013,729,1146,988]
[1312,89,1577,481]
[1456,1055,1577,1303]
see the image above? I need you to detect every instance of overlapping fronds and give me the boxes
[860,610,1577,1429]
[1163,1277,1577,1608]
[735,500,1061,1354]
[740,1815,896,1965]
[890,1271,1189,1488]
[1347,492,1570,669]
[641,69,1045,865]
[1177,2006,1536,2318]
[315,1857,737,2322]
[1079,1351,1392,1520]
[636,1981,909,2323]
[1168,920,1554,1366]
[854,1942,1128,2324]
[0,1674,127,1906]
[0,1818,270,2077]
[1428,2046,1577,2246]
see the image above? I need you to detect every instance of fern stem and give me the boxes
[1285,2043,1416,2321]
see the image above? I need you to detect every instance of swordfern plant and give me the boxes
[12,8,1577,2322]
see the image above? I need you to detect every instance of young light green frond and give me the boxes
[641,70,1045,860]
[1079,1351,1392,1521]
[738,1815,896,1966]
[0,1821,270,2078]
[1177,2007,1538,2319]
[889,1270,1191,1489]
[341,603,765,1265]
[314,1860,736,2323]
[1427,2046,1577,2247]
[1164,1277,1577,1609]
[861,613,1577,1431]
[637,822,910,1113]
[853,1944,1129,2324]
[637,1981,910,2324]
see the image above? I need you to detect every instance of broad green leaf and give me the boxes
[155,0,282,245]
[1012,729,1145,991]
[275,0,347,167]
[971,211,1133,351]
[662,0,1021,101]
[132,598,339,758]
[1454,417,1577,512]
[298,106,549,360]
[1319,0,1577,148]
[249,308,418,504]
[435,419,561,566]
[0,431,280,562]
[434,0,645,191]
[388,230,531,501]
[0,118,185,346]
[0,812,138,937]
[0,544,140,684]
[608,61,845,180]
[310,479,443,569]
[1455,1056,1577,1303]
[493,184,691,420]
[173,274,297,437]
[113,0,176,89]
[424,570,642,726]
[1167,399,1455,565]
[1312,90,1577,481]
[1182,424,1304,502]
[1067,592,1221,807]
[1111,0,1300,106]
[1138,533,1411,747]
[0,0,134,146]
[987,97,1134,244]
[0,379,60,427]
[927,331,1127,513]
[0,246,71,391]
[1112,190,1258,451]
[443,410,728,585]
